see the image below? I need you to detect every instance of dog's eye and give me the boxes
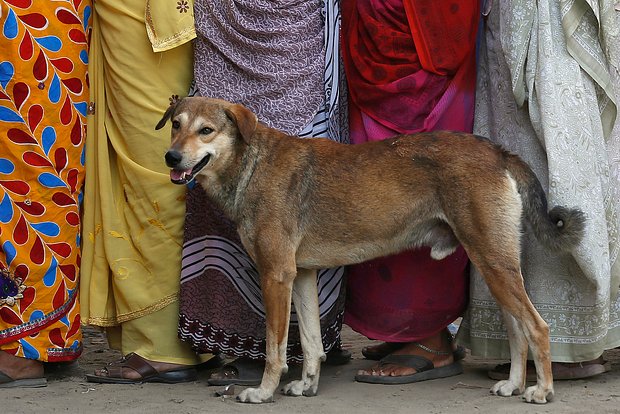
[200,127,213,135]
[171,120,180,129]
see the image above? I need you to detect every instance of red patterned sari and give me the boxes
[342,0,479,341]
[0,0,91,362]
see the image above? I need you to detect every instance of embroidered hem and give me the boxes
[85,292,179,327]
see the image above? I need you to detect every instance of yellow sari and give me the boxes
[81,0,204,364]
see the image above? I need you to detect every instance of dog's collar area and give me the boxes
[170,154,211,184]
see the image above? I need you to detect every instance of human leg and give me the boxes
[0,0,90,386]
[81,0,211,376]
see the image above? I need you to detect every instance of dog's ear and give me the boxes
[155,96,182,130]
[225,103,257,143]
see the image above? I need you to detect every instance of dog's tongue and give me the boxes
[170,169,191,182]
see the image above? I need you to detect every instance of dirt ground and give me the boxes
[3,325,620,414]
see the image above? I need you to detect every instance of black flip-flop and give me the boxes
[355,354,463,385]
[0,371,47,388]
[325,347,352,365]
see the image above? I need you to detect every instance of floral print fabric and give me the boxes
[0,0,91,362]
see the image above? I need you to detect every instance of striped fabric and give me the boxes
[179,0,346,363]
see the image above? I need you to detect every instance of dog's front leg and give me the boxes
[237,262,296,404]
[282,268,325,397]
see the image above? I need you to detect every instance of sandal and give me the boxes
[207,357,264,386]
[488,358,611,381]
[86,353,198,384]
[0,370,47,388]
[325,347,352,365]
[208,347,352,386]
[196,354,225,371]
[355,354,463,384]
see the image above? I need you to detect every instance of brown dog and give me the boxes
[158,97,585,404]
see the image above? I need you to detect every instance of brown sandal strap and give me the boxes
[103,353,158,380]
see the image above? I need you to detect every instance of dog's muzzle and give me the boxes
[165,150,211,185]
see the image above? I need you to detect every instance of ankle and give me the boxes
[418,330,452,352]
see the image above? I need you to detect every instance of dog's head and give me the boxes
[157,96,258,185]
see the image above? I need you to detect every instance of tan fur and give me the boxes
[159,97,586,404]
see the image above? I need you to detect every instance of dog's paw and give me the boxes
[523,385,554,404]
[237,387,274,404]
[282,378,319,397]
[490,380,524,397]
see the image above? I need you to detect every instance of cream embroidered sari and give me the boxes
[459,0,620,362]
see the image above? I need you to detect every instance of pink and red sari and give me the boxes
[341,0,479,342]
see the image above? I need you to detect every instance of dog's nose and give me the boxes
[165,150,183,168]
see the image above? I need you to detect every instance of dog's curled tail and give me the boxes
[504,151,586,252]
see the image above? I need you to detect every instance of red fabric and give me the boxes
[342,0,479,342]
[341,0,479,134]
[404,0,480,75]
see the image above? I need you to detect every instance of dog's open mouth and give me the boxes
[169,154,211,185]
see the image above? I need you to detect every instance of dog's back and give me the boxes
[240,130,584,269]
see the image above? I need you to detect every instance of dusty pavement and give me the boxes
[3,325,620,414]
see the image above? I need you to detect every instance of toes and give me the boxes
[237,388,274,404]
[282,379,319,397]
[302,388,318,397]
[491,380,523,397]
[523,385,553,404]
[281,381,303,397]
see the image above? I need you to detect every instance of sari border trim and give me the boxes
[47,343,83,362]
[0,288,78,345]
[85,292,179,327]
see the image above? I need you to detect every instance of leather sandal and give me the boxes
[86,353,197,384]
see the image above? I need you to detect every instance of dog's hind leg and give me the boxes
[282,268,325,397]
[450,177,553,403]
[490,310,528,396]
[237,252,297,404]
[469,255,554,404]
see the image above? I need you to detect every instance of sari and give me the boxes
[0,0,91,362]
[341,0,479,342]
[178,0,347,362]
[459,0,620,363]
[80,0,204,365]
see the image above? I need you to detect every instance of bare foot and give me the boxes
[357,329,454,378]
[0,351,44,380]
